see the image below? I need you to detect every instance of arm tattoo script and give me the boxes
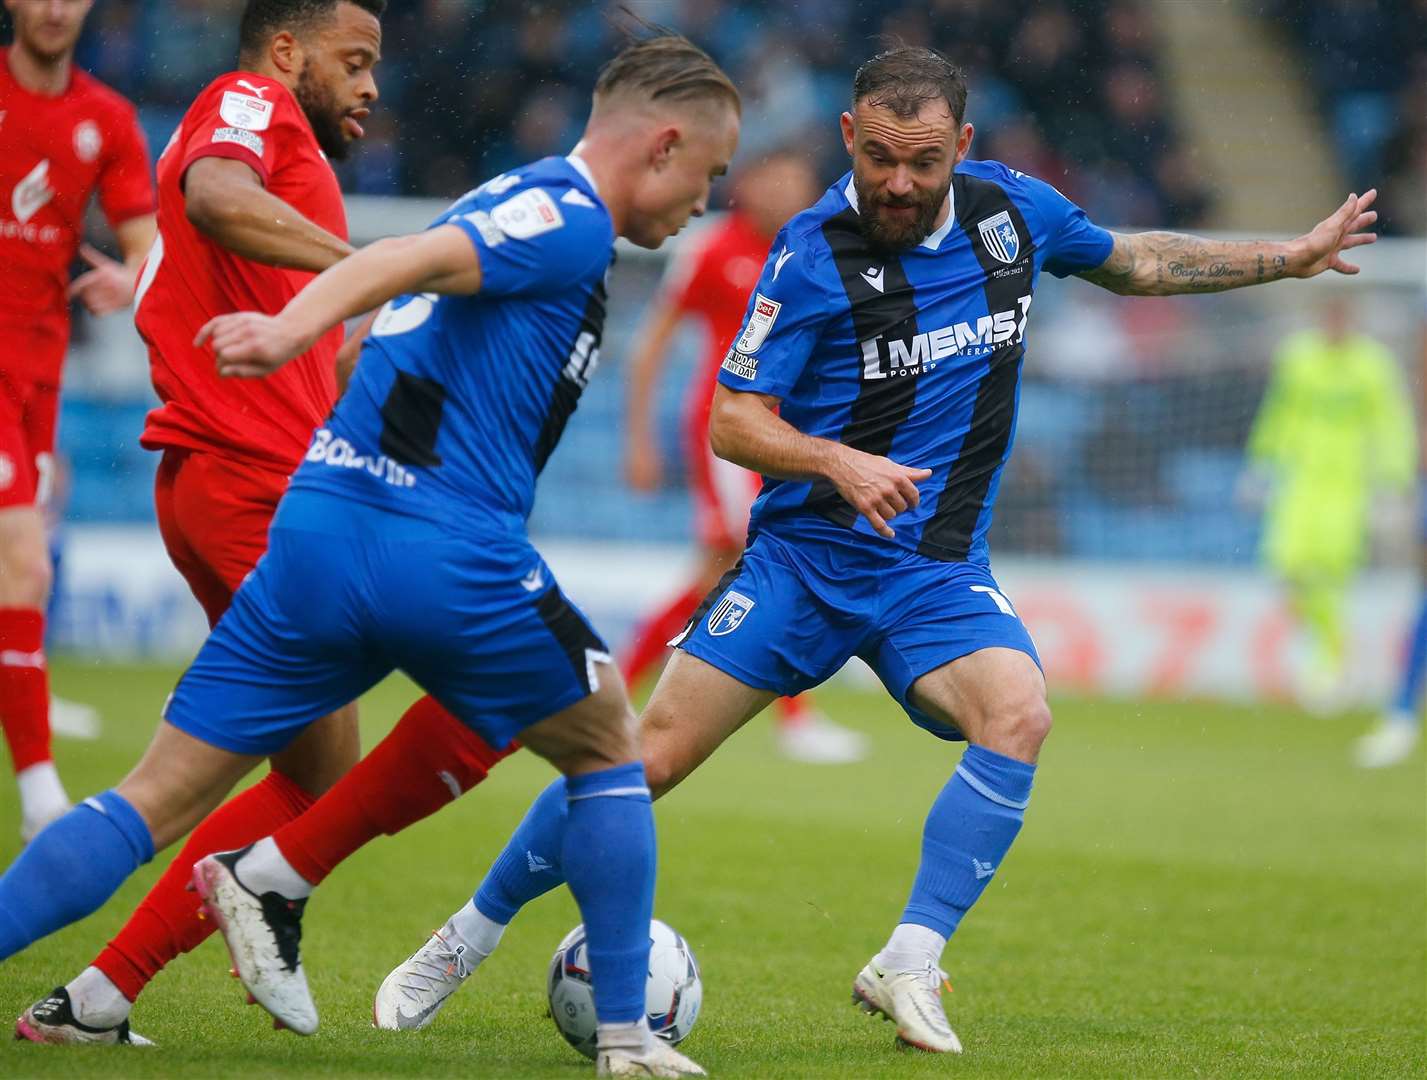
[1080,231,1292,296]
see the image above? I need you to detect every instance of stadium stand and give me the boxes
[73,0,1214,226]
[1262,0,1427,236]
[8,2,1420,568]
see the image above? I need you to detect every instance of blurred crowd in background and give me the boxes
[1266,0,1427,235]
[74,0,1222,224]
[10,0,1423,559]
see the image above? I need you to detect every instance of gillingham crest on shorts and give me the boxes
[736,294,781,353]
[707,590,755,636]
[978,210,1020,264]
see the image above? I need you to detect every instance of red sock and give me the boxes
[93,771,315,1001]
[0,607,50,773]
[776,693,812,727]
[276,696,516,887]
[620,584,704,688]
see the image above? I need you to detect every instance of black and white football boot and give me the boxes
[14,987,153,1046]
[192,847,318,1035]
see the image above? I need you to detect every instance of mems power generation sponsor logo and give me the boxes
[860,295,1032,381]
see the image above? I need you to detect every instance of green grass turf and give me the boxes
[1,659,1423,1078]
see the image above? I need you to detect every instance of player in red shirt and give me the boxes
[16,0,509,1046]
[0,0,156,843]
[623,151,867,763]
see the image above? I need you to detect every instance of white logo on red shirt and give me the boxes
[212,127,265,156]
[0,453,13,491]
[235,80,270,97]
[219,91,273,131]
[73,120,102,163]
[12,160,54,224]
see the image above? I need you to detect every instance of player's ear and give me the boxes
[651,126,680,172]
[840,112,856,157]
[269,30,302,77]
[954,122,975,165]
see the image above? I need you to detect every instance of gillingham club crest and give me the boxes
[977,210,1021,264]
[707,591,755,636]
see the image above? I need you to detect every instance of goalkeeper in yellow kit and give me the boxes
[1248,296,1416,708]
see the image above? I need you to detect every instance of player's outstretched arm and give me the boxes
[1078,190,1378,296]
[710,385,931,539]
[196,225,482,378]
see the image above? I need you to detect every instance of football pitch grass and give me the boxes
[1,660,1423,1079]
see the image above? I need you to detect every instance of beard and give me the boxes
[852,168,950,253]
[295,67,352,161]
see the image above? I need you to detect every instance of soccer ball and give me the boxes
[546,918,702,1059]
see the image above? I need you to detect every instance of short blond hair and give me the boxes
[593,31,740,115]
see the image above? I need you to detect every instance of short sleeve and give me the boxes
[179,79,303,187]
[1024,176,1115,279]
[716,233,831,398]
[97,104,155,227]
[450,185,613,297]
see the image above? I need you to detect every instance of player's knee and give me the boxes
[640,745,680,800]
[979,695,1052,763]
[0,534,52,607]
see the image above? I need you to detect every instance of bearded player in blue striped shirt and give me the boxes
[370,46,1377,1052]
[395,47,1368,1053]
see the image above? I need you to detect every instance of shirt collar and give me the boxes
[842,174,957,253]
[566,153,599,198]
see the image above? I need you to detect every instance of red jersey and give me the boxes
[0,50,154,381]
[661,211,771,431]
[137,71,347,472]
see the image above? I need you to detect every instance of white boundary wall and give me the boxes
[53,527,1417,705]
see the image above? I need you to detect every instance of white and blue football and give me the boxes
[547,918,703,1059]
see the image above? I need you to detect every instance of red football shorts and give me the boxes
[154,448,289,628]
[686,415,761,551]
[0,371,59,511]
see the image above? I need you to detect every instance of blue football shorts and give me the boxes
[163,490,609,756]
[673,522,1040,740]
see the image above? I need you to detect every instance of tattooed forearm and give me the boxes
[1080,231,1296,296]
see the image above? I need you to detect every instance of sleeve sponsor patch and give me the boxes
[460,209,506,248]
[735,293,781,353]
[490,188,564,240]
[219,91,273,132]
[720,349,759,380]
[211,127,265,156]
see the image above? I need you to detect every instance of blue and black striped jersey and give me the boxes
[719,159,1113,564]
[289,156,614,534]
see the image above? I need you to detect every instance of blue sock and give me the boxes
[1394,595,1427,719]
[473,777,570,923]
[900,745,1035,938]
[0,790,154,960]
[561,763,655,1025]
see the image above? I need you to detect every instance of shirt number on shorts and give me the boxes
[970,585,1016,617]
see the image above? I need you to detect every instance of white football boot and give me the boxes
[777,712,869,765]
[596,1039,708,1077]
[373,930,474,1030]
[14,987,153,1046]
[852,959,962,1053]
[192,848,318,1035]
[49,696,101,740]
[1354,717,1420,768]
